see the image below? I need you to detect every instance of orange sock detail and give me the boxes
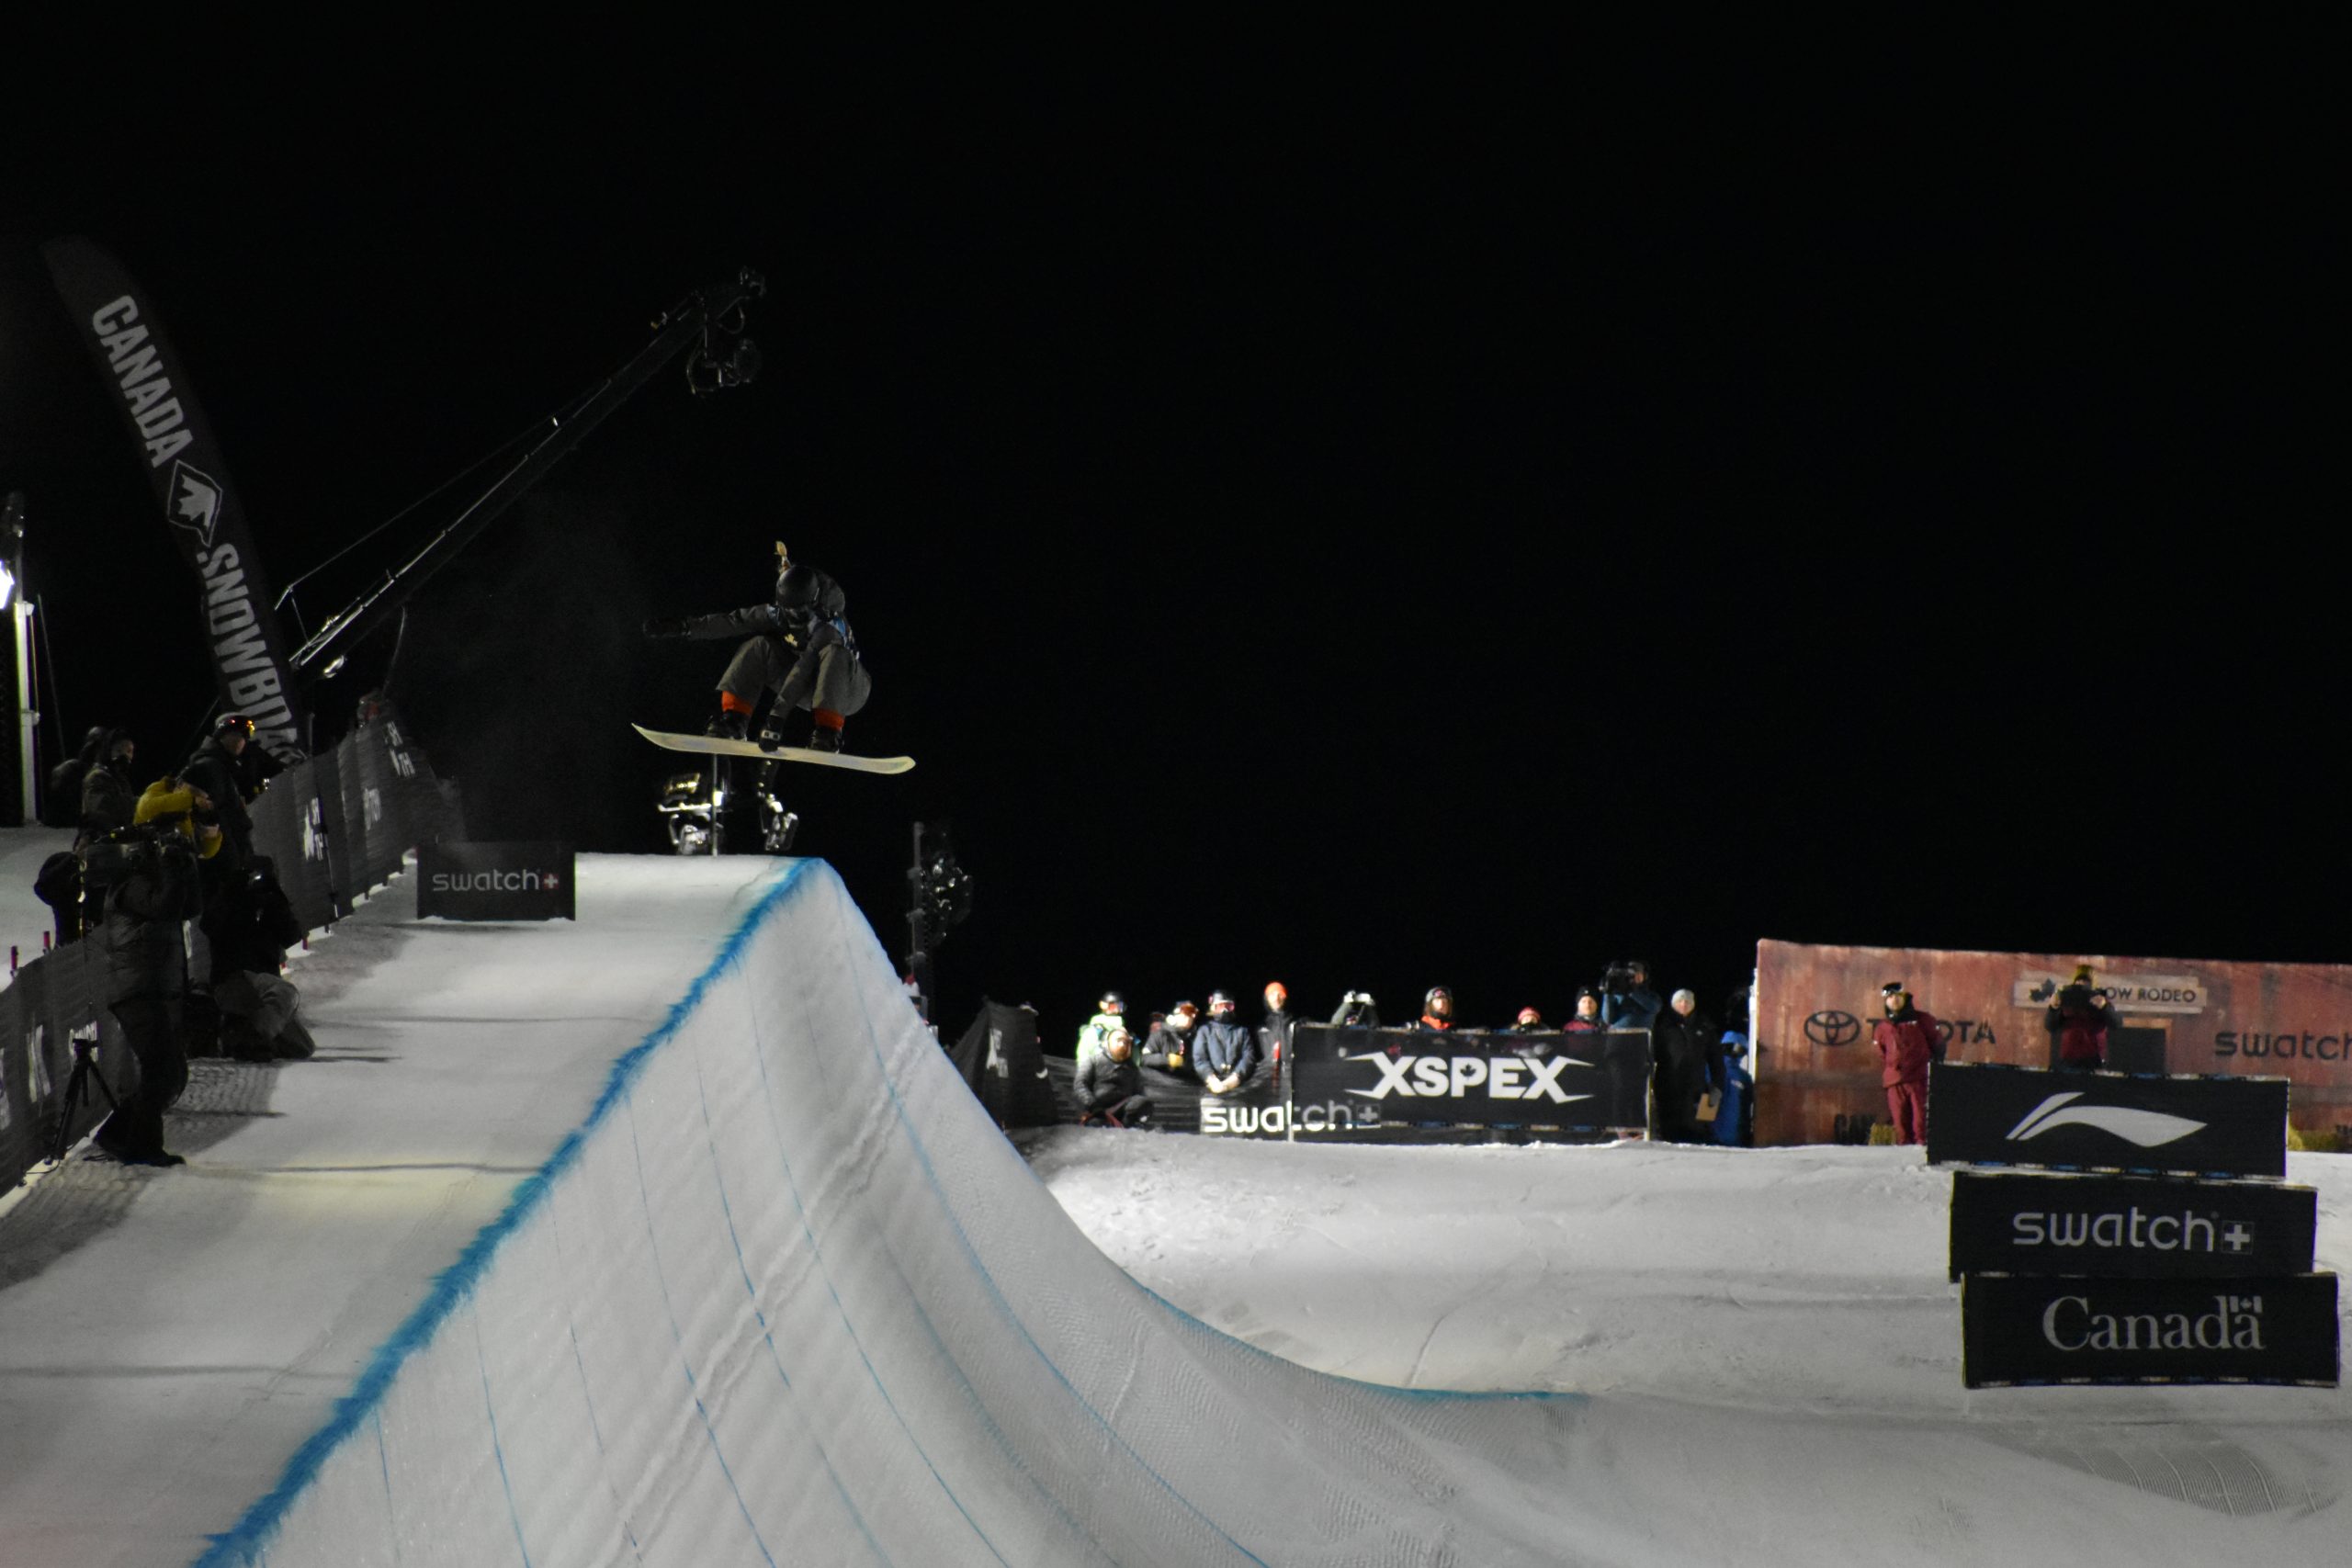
[720,691,756,716]
[813,707,846,731]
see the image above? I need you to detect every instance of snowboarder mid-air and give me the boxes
[644,541,872,753]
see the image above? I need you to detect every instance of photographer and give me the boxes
[1600,960,1663,1032]
[205,856,315,1062]
[2045,964,2120,1070]
[77,728,139,847]
[84,782,220,1167]
[1329,990,1381,1029]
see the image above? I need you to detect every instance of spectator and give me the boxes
[1418,987,1456,1032]
[86,788,220,1167]
[1075,1027,1154,1128]
[1139,1001,1197,1073]
[1880,979,1943,1064]
[1075,990,1127,1070]
[1600,960,1663,1032]
[1873,986,1941,1144]
[1329,990,1381,1029]
[181,713,259,861]
[2045,964,2118,1070]
[1258,982,1299,1084]
[206,856,315,1062]
[44,726,107,829]
[1651,987,1721,1142]
[1193,990,1258,1096]
[1713,1030,1756,1146]
[1562,988,1606,1035]
[1505,1006,1546,1033]
[78,728,140,847]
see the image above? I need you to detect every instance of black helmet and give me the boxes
[1207,989,1236,1012]
[1098,990,1125,1012]
[1424,986,1453,1015]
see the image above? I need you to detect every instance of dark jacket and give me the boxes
[180,737,254,858]
[1871,1008,1941,1086]
[682,565,855,652]
[1601,985,1663,1032]
[1139,1020,1193,1072]
[203,856,305,983]
[1193,1016,1258,1080]
[102,831,202,1007]
[79,760,139,846]
[1075,1049,1145,1112]
[1257,1009,1298,1069]
[1652,1008,1722,1107]
[2045,986,2118,1066]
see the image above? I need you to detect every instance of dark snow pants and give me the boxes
[96,997,187,1158]
[718,630,871,728]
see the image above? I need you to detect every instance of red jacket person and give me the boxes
[1871,987,1940,1145]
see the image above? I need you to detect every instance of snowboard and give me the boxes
[633,724,916,775]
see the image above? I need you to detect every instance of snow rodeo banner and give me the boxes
[1753,938,2352,1146]
[43,238,308,762]
[1272,1025,1650,1144]
[417,842,575,921]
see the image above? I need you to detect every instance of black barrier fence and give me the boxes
[0,708,461,1193]
[1273,1025,1653,1144]
[1948,1170,2318,1282]
[1925,1061,2290,1179]
[1961,1271,2340,1388]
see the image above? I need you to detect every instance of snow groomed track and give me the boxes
[198,861,1591,1566]
[192,858,2349,1567]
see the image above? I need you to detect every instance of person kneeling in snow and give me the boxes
[1076,1028,1153,1128]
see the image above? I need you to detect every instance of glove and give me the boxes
[1167,1051,1183,1070]
[643,615,690,639]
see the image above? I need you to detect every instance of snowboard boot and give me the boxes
[808,708,847,754]
[706,709,748,742]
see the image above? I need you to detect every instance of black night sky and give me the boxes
[2,54,2335,1040]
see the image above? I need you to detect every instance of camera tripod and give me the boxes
[49,1032,120,1166]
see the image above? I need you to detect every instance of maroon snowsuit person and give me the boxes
[1871,989,1939,1145]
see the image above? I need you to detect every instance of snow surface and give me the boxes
[1,850,2345,1566]
[0,822,74,977]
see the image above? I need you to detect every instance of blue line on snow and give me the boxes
[192,860,813,1568]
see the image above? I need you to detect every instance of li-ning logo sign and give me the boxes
[2007,1092,2207,1149]
[1343,1052,1589,1104]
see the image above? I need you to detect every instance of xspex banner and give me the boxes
[1962,1271,2338,1388]
[1949,1169,2317,1281]
[1925,1062,2289,1179]
[417,843,576,921]
[1285,1025,1649,1137]
[44,238,309,761]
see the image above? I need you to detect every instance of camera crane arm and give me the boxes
[291,267,765,680]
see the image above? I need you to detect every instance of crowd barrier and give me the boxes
[1120,1024,1656,1144]
[0,709,461,1193]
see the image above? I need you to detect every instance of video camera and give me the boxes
[1601,961,1642,991]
